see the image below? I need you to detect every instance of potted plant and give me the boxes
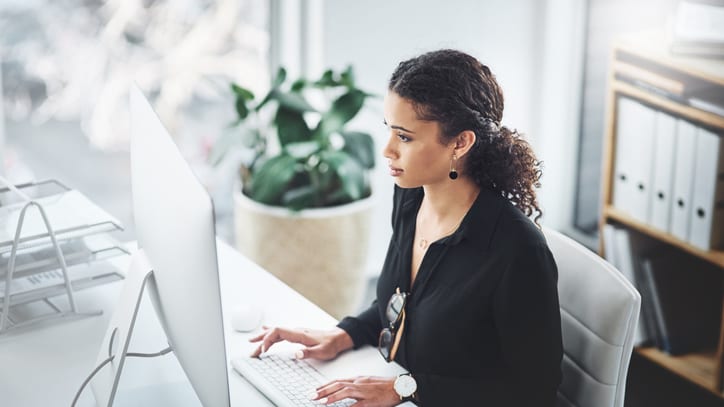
[211,66,376,318]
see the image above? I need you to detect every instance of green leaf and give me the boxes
[325,188,352,205]
[313,161,335,193]
[284,140,321,159]
[249,154,298,204]
[231,82,254,120]
[275,107,312,146]
[341,131,375,169]
[312,67,356,88]
[251,154,269,173]
[275,90,317,113]
[313,69,338,87]
[272,67,287,88]
[255,89,274,111]
[255,68,288,111]
[235,96,250,119]
[282,185,317,210]
[313,89,366,139]
[321,150,365,201]
[231,83,255,100]
[291,79,307,92]
[340,66,355,88]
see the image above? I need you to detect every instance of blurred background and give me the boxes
[1,0,687,249]
[2,1,723,405]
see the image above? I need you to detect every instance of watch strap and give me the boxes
[401,394,417,402]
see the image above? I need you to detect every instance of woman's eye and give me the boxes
[397,133,411,142]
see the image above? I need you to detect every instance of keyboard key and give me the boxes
[232,354,356,407]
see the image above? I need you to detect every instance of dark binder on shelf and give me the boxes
[612,226,661,346]
[631,258,659,348]
[640,250,722,355]
[639,257,668,350]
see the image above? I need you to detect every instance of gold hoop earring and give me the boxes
[449,154,458,180]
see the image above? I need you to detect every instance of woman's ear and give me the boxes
[452,130,477,158]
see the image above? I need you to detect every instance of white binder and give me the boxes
[670,119,698,241]
[613,98,634,212]
[689,127,724,250]
[613,98,656,223]
[649,111,678,231]
[629,103,656,224]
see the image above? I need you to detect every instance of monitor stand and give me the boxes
[90,250,156,407]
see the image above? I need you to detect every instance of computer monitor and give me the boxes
[91,85,230,406]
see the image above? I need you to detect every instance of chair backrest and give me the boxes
[543,228,641,407]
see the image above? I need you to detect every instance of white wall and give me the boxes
[323,0,543,135]
[318,0,585,273]
[531,0,587,240]
[0,56,4,176]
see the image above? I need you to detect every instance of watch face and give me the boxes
[394,374,417,397]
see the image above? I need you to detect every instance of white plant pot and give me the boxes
[233,187,375,319]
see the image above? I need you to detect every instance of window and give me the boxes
[1,0,271,241]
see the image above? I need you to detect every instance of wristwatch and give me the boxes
[393,373,417,401]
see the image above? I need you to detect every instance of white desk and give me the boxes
[0,240,407,406]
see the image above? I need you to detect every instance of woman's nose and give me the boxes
[383,134,397,160]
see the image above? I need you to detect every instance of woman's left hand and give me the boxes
[312,376,400,406]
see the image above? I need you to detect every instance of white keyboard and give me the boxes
[232,354,355,407]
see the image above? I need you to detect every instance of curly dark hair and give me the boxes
[389,49,544,224]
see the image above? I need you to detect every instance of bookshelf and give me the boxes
[604,206,724,268]
[599,31,724,396]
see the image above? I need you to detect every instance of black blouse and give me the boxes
[337,186,562,406]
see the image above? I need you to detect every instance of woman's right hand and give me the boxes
[249,326,354,361]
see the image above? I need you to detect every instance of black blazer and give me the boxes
[338,186,563,406]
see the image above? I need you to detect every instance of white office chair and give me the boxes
[543,228,641,407]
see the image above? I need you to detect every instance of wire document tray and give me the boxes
[0,178,128,334]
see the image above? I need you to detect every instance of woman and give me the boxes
[250,49,563,406]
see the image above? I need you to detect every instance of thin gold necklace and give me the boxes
[416,190,478,250]
[417,213,465,250]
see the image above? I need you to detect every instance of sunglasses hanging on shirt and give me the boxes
[378,287,408,362]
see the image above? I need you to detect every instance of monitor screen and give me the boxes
[91,85,230,406]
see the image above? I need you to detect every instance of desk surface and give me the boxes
[0,240,407,406]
